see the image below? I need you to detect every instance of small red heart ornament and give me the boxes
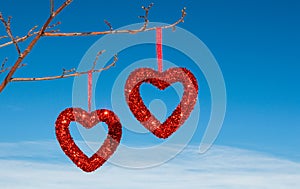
[125,67,198,139]
[55,108,122,172]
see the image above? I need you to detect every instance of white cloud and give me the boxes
[0,141,300,189]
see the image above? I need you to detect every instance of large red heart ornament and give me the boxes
[125,67,198,139]
[55,108,122,172]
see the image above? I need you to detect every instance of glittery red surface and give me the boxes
[55,108,122,172]
[125,67,198,139]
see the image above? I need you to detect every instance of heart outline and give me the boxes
[125,67,198,139]
[55,108,122,172]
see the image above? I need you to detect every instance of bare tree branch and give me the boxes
[0,5,186,47]
[0,25,39,48]
[0,22,61,48]
[0,0,73,93]
[0,1,186,93]
[0,14,22,55]
[11,53,118,82]
[42,5,186,37]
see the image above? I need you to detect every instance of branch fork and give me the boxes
[0,1,186,93]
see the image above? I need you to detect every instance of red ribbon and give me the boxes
[156,27,163,72]
[88,71,92,113]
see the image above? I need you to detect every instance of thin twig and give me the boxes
[1,57,8,67]
[0,14,21,55]
[0,35,8,40]
[0,57,8,72]
[132,2,154,34]
[0,21,60,48]
[0,5,186,45]
[104,20,113,31]
[0,25,39,48]
[50,0,54,15]
[47,21,61,30]
[91,50,106,70]
[42,4,186,37]
[11,54,118,82]
[0,2,186,92]
[1,62,26,74]
[62,68,76,75]
[0,0,73,93]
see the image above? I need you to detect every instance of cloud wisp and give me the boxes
[0,141,300,189]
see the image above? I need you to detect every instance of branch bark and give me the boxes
[0,6,186,45]
[42,7,186,37]
[11,54,118,82]
[0,14,22,55]
[0,1,186,93]
[0,0,73,93]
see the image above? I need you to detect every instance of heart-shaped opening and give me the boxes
[69,122,107,157]
[140,82,184,123]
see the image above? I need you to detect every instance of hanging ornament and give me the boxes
[125,28,199,139]
[55,71,122,172]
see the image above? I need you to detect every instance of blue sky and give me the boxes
[0,0,300,187]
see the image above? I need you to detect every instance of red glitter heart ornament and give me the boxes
[125,67,198,139]
[55,108,122,172]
